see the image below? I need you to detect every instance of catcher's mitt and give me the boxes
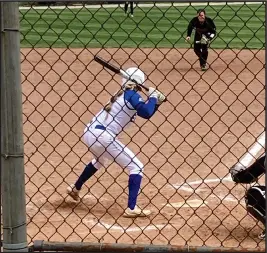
[200,35,210,45]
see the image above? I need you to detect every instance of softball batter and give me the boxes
[67,67,166,218]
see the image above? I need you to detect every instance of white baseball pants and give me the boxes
[83,126,143,176]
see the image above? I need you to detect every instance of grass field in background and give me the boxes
[20,3,265,49]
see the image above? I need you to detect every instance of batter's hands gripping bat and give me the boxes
[94,55,167,102]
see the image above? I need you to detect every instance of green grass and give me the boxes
[20,3,265,49]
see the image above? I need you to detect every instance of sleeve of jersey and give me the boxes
[208,18,216,38]
[126,90,158,119]
[187,18,194,37]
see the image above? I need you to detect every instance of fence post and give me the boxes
[265,0,267,169]
[0,2,28,252]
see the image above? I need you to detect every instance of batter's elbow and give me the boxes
[138,108,155,119]
[140,111,152,119]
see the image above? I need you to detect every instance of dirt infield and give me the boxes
[21,47,265,249]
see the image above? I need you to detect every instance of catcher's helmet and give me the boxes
[122,67,145,86]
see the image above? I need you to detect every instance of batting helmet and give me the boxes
[122,67,145,86]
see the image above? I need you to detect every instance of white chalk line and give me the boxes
[84,218,166,233]
[212,194,242,203]
[164,199,208,208]
[19,2,264,10]
[101,223,166,232]
[173,176,232,189]
[171,176,233,194]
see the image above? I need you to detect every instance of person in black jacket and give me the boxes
[186,9,216,71]
[230,154,266,240]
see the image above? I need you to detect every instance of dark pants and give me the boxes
[124,2,134,15]
[245,186,266,226]
[194,43,208,66]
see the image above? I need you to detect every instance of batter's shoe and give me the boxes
[123,206,151,218]
[258,229,265,240]
[66,184,80,201]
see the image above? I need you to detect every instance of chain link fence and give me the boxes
[18,0,266,251]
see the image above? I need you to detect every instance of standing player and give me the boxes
[67,67,166,218]
[186,9,216,71]
[124,1,134,17]
[230,154,266,239]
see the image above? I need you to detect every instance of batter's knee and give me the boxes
[128,158,144,176]
[92,158,103,170]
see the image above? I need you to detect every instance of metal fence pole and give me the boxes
[265,1,267,235]
[1,2,28,252]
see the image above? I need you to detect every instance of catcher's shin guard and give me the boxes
[245,186,266,225]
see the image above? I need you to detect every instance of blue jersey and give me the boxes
[87,90,157,135]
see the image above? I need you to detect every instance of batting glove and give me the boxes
[148,87,158,99]
[157,91,166,105]
[148,87,166,105]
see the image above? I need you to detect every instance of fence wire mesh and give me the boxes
[18,0,265,250]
